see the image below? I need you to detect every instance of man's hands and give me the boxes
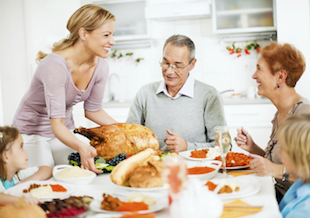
[164,129,187,153]
[79,145,102,174]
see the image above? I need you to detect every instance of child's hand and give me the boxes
[24,196,42,205]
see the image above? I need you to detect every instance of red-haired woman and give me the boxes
[235,42,310,202]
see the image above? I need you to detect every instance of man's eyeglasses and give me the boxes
[159,58,194,72]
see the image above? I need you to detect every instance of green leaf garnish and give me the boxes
[95,157,106,164]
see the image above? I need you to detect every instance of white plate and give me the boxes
[204,175,260,200]
[187,160,222,180]
[221,165,250,170]
[112,182,169,192]
[179,148,221,161]
[89,196,168,214]
[4,180,77,200]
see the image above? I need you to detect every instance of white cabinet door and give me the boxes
[212,0,276,34]
[224,104,276,152]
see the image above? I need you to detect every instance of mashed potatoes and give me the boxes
[207,149,220,158]
[55,166,93,178]
[30,185,53,198]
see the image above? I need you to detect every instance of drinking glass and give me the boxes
[215,126,231,177]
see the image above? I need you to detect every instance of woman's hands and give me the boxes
[235,127,254,152]
[249,154,283,178]
[235,127,265,156]
[78,144,102,174]
[50,118,102,174]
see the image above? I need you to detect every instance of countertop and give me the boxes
[102,97,272,108]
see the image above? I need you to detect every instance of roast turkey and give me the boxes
[73,123,159,160]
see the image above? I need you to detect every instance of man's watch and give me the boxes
[282,166,290,182]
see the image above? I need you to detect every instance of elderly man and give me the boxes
[126,35,226,153]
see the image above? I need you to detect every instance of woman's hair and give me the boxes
[0,126,20,181]
[277,114,310,183]
[261,42,305,87]
[36,4,115,62]
[163,35,196,62]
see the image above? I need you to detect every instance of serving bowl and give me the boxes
[186,160,222,180]
[53,165,96,185]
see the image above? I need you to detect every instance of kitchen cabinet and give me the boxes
[84,0,148,40]
[145,0,211,20]
[224,104,276,153]
[212,0,277,34]
[81,0,155,49]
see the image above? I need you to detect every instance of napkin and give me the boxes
[220,199,262,218]
[113,213,156,218]
[227,171,254,177]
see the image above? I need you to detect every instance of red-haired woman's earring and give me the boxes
[277,84,280,88]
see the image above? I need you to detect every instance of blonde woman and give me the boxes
[235,42,310,202]
[277,114,310,217]
[12,4,117,173]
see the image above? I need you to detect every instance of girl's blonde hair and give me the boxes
[36,4,115,63]
[277,114,310,183]
[0,126,20,181]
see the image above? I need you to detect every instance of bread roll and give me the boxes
[110,148,157,185]
[129,159,163,188]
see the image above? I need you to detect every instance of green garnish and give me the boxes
[95,157,106,164]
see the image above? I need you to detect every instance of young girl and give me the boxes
[0,126,52,205]
[277,114,310,217]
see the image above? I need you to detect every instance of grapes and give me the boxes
[67,152,127,173]
[107,153,127,166]
[68,152,81,167]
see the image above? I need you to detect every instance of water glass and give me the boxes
[214,126,231,177]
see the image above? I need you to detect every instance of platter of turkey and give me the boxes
[4,180,77,200]
[179,148,221,161]
[74,123,160,161]
[110,148,167,191]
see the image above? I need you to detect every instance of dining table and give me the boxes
[45,163,283,218]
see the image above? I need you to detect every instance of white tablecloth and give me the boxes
[49,172,282,218]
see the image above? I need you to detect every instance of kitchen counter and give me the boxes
[222,97,272,105]
[102,97,272,108]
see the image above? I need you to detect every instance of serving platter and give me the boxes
[178,148,221,161]
[4,180,77,200]
[111,182,169,192]
[204,175,260,200]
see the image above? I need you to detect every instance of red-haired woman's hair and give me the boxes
[261,42,305,87]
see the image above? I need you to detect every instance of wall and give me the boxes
[0,0,29,125]
[276,0,310,99]
[0,0,81,125]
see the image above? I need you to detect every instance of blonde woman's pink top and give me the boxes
[12,53,109,137]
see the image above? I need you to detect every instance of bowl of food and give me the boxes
[186,160,222,180]
[53,165,96,185]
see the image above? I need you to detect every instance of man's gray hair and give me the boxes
[163,35,195,61]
